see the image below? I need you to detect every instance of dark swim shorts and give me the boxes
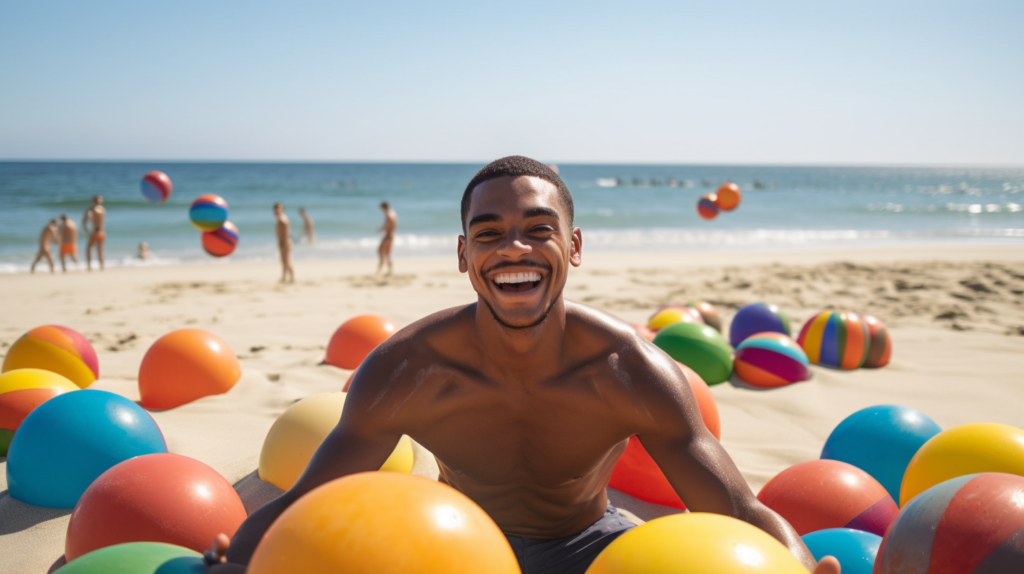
[504,505,636,574]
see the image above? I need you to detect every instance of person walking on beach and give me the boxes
[58,214,79,272]
[206,157,837,574]
[274,203,295,283]
[299,207,315,243]
[30,219,59,273]
[376,201,397,276]
[82,195,106,271]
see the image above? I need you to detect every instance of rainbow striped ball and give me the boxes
[797,310,870,370]
[140,171,173,204]
[875,473,1024,573]
[697,194,719,220]
[202,221,239,257]
[189,194,229,231]
[1,325,98,389]
[734,332,810,388]
[863,315,892,368]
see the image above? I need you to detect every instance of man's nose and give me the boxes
[497,230,532,259]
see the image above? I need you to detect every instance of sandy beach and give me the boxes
[2,244,1024,573]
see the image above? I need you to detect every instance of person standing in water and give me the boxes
[58,214,79,272]
[274,203,295,283]
[30,219,59,273]
[377,201,397,276]
[299,207,315,243]
[82,195,106,271]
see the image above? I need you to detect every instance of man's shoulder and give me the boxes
[564,300,678,383]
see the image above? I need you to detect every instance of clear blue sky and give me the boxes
[1,1,1020,164]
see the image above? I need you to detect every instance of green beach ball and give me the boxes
[57,542,204,574]
[653,322,734,385]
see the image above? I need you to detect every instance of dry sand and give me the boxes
[2,244,1024,573]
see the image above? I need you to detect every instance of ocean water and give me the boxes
[1,162,1022,273]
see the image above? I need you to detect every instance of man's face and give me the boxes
[94,196,103,205]
[458,176,582,329]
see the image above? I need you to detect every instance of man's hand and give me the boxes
[813,556,841,574]
[204,534,246,573]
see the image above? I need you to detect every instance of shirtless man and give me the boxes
[376,201,397,276]
[30,219,59,273]
[274,203,294,283]
[207,157,838,574]
[58,214,79,272]
[82,195,106,271]
[298,207,315,243]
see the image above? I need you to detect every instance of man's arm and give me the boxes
[623,347,830,572]
[215,353,408,568]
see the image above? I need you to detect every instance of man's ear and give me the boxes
[569,227,582,267]
[457,235,468,273]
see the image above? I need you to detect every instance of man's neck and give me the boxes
[473,297,568,376]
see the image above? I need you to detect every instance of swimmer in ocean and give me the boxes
[30,219,59,274]
[82,195,106,271]
[58,214,79,272]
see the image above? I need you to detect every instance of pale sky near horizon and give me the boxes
[1,1,1021,165]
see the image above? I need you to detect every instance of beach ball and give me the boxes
[821,405,941,503]
[189,194,229,231]
[733,332,810,388]
[797,310,870,369]
[899,422,1024,506]
[140,171,173,205]
[2,324,99,389]
[247,472,520,574]
[201,220,239,257]
[686,300,722,332]
[584,513,806,574]
[258,392,413,491]
[138,328,241,410]
[729,302,792,348]
[862,315,892,368]
[0,368,78,456]
[801,529,880,574]
[608,364,720,509]
[65,453,247,561]
[6,389,166,508]
[757,459,898,536]
[57,542,204,574]
[875,473,1024,573]
[652,322,733,385]
[713,182,742,211]
[646,306,703,331]
[696,194,719,220]
[324,315,397,370]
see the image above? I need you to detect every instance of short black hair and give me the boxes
[461,156,573,232]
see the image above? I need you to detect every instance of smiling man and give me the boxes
[209,156,837,574]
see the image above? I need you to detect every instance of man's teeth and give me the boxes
[493,271,542,284]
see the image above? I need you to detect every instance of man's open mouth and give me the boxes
[492,271,543,293]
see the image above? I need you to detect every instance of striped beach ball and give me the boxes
[189,194,229,231]
[734,332,810,388]
[1,325,99,389]
[874,473,1024,573]
[697,194,719,220]
[0,368,79,456]
[757,459,898,537]
[140,171,173,204]
[863,315,892,368]
[797,310,870,370]
[202,221,239,257]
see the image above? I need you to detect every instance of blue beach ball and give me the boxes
[728,302,791,348]
[6,389,167,509]
[821,405,942,503]
[801,528,881,574]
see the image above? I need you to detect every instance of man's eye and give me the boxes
[531,226,555,234]
[475,231,499,238]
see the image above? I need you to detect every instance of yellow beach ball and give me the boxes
[248,472,520,574]
[647,308,703,331]
[258,392,413,490]
[0,368,79,456]
[899,422,1024,506]
[586,513,806,574]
